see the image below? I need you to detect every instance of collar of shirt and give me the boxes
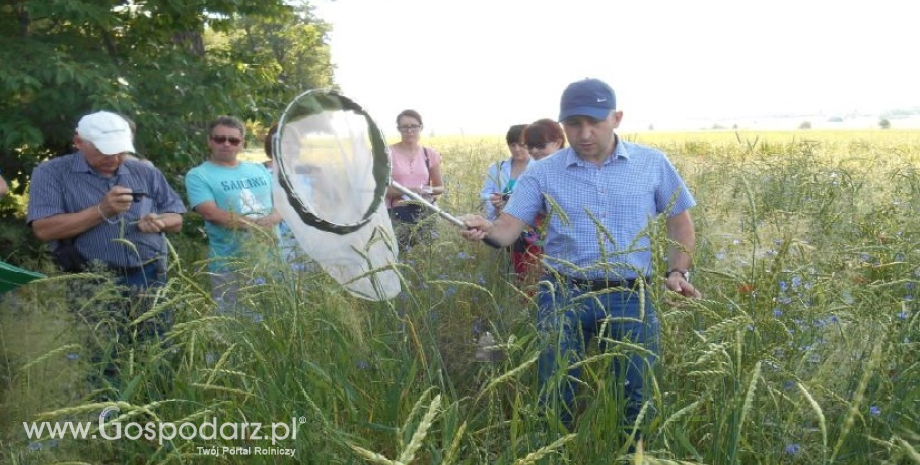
[70,151,135,178]
[562,142,630,168]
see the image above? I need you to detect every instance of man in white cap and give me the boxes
[27,110,186,388]
[462,78,700,434]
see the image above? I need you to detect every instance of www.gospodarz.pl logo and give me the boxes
[24,406,306,447]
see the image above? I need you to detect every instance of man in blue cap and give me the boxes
[462,78,700,433]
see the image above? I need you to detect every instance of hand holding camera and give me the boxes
[98,186,147,220]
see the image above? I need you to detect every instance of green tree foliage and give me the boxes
[878,118,891,129]
[0,0,334,189]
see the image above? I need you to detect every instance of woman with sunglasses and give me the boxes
[385,109,445,250]
[523,118,566,160]
[504,118,566,282]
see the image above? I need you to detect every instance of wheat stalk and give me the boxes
[513,433,576,465]
[350,444,399,465]
[796,382,828,463]
[397,394,442,464]
[440,421,467,465]
[830,340,882,462]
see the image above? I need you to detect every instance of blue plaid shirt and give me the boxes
[502,140,695,280]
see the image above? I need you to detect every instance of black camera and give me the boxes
[130,191,148,202]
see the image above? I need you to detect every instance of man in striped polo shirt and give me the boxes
[462,78,702,434]
[27,111,186,387]
[28,111,185,283]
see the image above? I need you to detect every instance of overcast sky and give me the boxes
[312,0,917,134]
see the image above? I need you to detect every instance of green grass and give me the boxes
[1,130,919,464]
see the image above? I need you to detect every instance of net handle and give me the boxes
[391,182,501,248]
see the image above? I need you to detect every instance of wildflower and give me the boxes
[457,251,470,260]
[28,441,43,452]
[355,360,370,370]
[779,281,788,292]
[715,250,726,260]
[732,239,740,246]
[869,405,881,416]
[445,286,457,297]
[841,291,855,305]
[773,309,783,318]
[66,352,80,361]
[746,324,755,331]
[791,276,802,288]
[738,283,754,294]
[785,444,800,455]
[477,275,487,285]
[898,311,910,320]
[905,295,915,302]
[783,380,795,390]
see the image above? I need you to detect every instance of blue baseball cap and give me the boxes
[558,78,616,122]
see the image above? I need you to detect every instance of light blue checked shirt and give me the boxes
[502,139,696,280]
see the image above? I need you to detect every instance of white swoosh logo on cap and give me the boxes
[596,98,607,103]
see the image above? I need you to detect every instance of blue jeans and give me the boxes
[536,277,660,428]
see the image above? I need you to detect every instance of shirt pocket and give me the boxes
[606,192,655,243]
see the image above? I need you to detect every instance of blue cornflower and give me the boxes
[715,250,726,260]
[779,281,788,292]
[869,405,881,416]
[773,309,783,318]
[66,352,80,361]
[791,276,802,288]
[898,311,910,320]
[457,251,470,260]
[841,292,855,306]
[785,444,800,455]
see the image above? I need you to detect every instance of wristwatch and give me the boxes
[666,269,690,282]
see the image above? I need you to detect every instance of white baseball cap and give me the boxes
[76,111,135,156]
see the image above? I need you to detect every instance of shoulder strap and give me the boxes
[423,147,430,171]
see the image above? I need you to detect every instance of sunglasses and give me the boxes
[210,135,243,146]
[527,142,549,150]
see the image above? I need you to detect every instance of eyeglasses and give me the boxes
[397,124,422,133]
[211,135,243,146]
[527,142,549,150]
